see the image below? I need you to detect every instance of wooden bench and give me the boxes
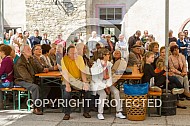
[0,88,14,109]
[12,87,30,111]
[0,87,30,111]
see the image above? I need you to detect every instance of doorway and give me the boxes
[100,25,121,43]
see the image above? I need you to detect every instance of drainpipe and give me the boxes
[165,0,169,96]
[0,0,4,44]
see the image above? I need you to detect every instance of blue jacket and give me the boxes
[177,39,188,58]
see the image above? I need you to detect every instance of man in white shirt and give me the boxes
[23,31,32,48]
[115,34,129,61]
[87,31,100,57]
[10,28,26,56]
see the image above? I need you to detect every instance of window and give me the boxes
[101,25,121,43]
[99,8,122,20]
[4,27,20,34]
[103,27,115,42]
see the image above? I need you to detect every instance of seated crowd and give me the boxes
[0,29,190,121]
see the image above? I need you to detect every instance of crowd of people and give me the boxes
[0,28,190,120]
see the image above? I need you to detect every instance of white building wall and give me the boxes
[124,0,165,47]
[169,0,190,36]
[3,0,26,30]
[123,0,190,47]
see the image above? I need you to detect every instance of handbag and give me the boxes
[124,68,132,75]
[123,83,149,96]
[0,70,13,80]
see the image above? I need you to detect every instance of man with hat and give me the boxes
[128,44,142,67]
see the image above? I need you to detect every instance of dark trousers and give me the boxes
[167,76,183,90]
[62,85,91,114]
[157,75,183,90]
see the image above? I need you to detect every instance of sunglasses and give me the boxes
[104,53,110,56]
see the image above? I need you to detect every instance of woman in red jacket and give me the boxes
[0,45,14,88]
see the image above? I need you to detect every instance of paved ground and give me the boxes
[0,100,190,126]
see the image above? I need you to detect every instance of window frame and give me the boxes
[99,8,122,20]
[96,4,126,24]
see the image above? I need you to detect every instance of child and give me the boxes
[142,51,165,91]
[155,58,187,109]
[155,58,184,95]
[142,52,165,83]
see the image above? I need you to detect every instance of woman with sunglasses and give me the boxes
[90,48,125,120]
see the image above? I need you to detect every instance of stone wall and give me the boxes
[25,0,87,43]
